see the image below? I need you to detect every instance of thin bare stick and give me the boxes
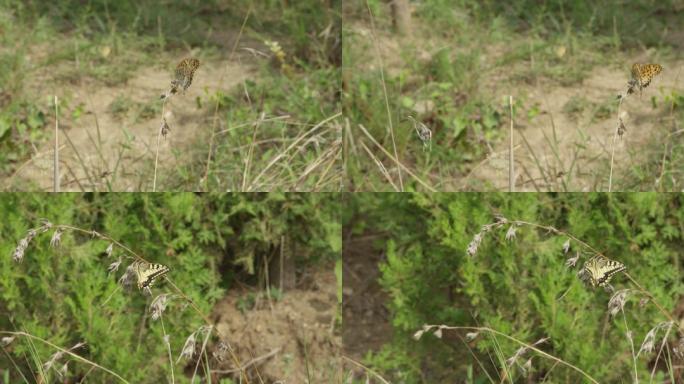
[53,96,60,192]
[342,355,391,384]
[365,0,403,190]
[0,331,129,383]
[248,112,341,190]
[509,95,514,192]
[211,348,281,374]
[357,124,436,192]
[242,112,265,191]
[422,325,599,384]
[203,7,251,187]
[607,97,625,192]
[152,100,167,192]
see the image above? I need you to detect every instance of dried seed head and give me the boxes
[58,362,68,378]
[467,233,483,257]
[617,117,627,139]
[105,243,114,257]
[638,328,657,356]
[465,332,479,342]
[176,332,197,363]
[1,336,15,346]
[565,251,580,268]
[43,351,64,372]
[505,225,517,241]
[562,239,571,254]
[506,346,527,367]
[433,328,443,339]
[50,229,63,248]
[108,258,122,275]
[521,358,532,374]
[118,263,137,289]
[150,294,170,321]
[213,341,229,362]
[608,289,629,317]
[12,238,28,263]
[161,118,170,139]
[408,116,433,152]
[673,338,684,359]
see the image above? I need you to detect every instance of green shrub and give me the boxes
[348,193,683,383]
[0,192,340,382]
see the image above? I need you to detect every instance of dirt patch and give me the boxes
[11,53,256,191]
[472,59,684,191]
[208,265,341,383]
[342,231,393,376]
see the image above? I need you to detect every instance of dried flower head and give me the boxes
[1,336,15,346]
[161,118,170,139]
[562,239,571,254]
[150,294,170,321]
[607,289,629,317]
[565,251,580,268]
[617,117,627,139]
[505,225,517,241]
[43,351,64,372]
[467,233,482,257]
[673,338,684,359]
[213,341,229,362]
[506,346,527,367]
[637,322,673,358]
[108,258,122,275]
[176,332,197,363]
[118,263,137,289]
[407,116,432,152]
[105,243,114,257]
[50,228,63,248]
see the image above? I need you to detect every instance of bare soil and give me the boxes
[342,231,393,378]
[208,265,341,383]
[10,53,256,191]
[347,20,684,191]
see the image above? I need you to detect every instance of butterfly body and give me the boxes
[135,262,170,290]
[631,63,662,90]
[581,255,626,288]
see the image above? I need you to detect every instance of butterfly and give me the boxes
[581,255,626,288]
[631,63,662,91]
[162,58,200,99]
[135,261,170,290]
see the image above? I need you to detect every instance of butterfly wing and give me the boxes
[136,262,170,290]
[583,256,626,287]
[641,64,662,88]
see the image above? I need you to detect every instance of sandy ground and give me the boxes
[9,54,256,191]
[209,266,341,383]
[347,20,684,191]
[474,59,684,191]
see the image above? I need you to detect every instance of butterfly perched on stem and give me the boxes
[581,255,626,288]
[134,261,170,290]
[630,63,662,96]
[161,58,200,99]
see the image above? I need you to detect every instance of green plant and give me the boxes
[346,193,684,383]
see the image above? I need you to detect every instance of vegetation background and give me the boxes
[343,192,684,383]
[0,0,342,192]
[0,192,342,383]
[343,0,684,192]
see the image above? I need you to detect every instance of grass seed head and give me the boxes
[608,289,629,317]
[50,228,63,248]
